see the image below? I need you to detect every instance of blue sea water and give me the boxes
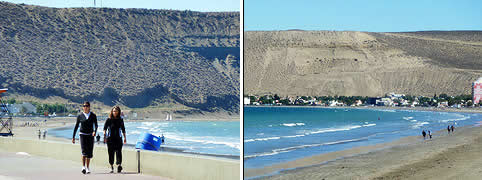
[244,107,482,169]
[50,121,240,156]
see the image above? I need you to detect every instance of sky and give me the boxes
[245,0,482,32]
[2,0,239,12]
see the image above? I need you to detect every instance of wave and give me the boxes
[244,125,369,143]
[370,109,397,113]
[244,137,368,159]
[244,136,281,143]
[282,123,305,127]
[307,125,363,135]
[412,121,429,129]
[439,114,470,123]
[403,117,414,120]
[160,134,240,150]
[362,123,376,127]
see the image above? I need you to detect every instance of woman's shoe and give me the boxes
[110,165,114,173]
[117,165,122,173]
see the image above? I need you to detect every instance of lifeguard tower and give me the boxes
[0,89,13,136]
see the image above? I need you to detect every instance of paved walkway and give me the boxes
[0,150,171,180]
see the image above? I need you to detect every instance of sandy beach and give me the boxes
[246,123,482,180]
[0,116,240,180]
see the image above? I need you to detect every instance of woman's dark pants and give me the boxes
[107,138,123,165]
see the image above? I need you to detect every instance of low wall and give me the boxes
[0,137,240,180]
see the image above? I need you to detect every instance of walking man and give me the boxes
[72,101,98,174]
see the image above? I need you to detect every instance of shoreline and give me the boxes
[246,124,482,179]
[244,105,482,114]
[10,117,240,160]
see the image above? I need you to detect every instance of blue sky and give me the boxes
[2,0,239,12]
[245,0,482,32]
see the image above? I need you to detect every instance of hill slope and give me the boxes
[0,2,240,112]
[244,31,482,97]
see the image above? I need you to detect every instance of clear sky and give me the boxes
[2,0,239,12]
[245,0,482,32]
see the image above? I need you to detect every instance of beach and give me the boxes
[0,116,240,180]
[247,123,482,180]
[244,106,482,179]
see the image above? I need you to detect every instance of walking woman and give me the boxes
[104,106,126,173]
[72,101,98,174]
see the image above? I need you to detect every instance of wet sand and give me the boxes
[247,124,482,180]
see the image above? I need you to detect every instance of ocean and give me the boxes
[50,120,240,156]
[244,107,482,169]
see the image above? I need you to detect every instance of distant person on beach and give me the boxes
[451,125,454,133]
[161,134,165,144]
[448,126,451,134]
[96,134,100,144]
[428,130,432,139]
[72,101,98,174]
[103,106,126,173]
[42,130,47,139]
[422,130,426,140]
[38,129,41,139]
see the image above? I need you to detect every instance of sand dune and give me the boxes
[244,31,482,97]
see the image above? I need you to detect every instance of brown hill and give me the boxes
[244,31,482,97]
[0,2,240,112]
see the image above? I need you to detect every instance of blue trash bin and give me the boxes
[135,132,162,151]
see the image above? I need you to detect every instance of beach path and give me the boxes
[0,149,171,180]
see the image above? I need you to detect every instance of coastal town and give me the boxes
[245,79,482,108]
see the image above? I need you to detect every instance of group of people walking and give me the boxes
[72,101,126,174]
[421,125,455,140]
[421,130,432,140]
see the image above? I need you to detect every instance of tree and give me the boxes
[393,99,401,106]
[439,93,448,100]
[279,99,290,105]
[467,101,473,107]
[6,98,16,104]
[249,96,257,103]
[273,94,280,101]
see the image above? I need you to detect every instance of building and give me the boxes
[243,97,251,105]
[376,98,393,106]
[473,78,482,104]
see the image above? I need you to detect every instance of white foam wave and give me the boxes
[439,114,470,123]
[412,121,429,129]
[244,136,281,143]
[307,125,362,135]
[163,134,240,150]
[244,137,368,158]
[363,123,376,127]
[245,124,372,143]
[282,123,305,127]
[372,109,397,113]
[403,117,414,120]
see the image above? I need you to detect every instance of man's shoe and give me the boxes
[117,165,122,173]
[82,167,86,174]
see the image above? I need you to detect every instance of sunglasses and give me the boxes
[82,105,90,107]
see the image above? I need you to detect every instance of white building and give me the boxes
[243,97,251,105]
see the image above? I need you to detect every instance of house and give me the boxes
[376,98,393,106]
[243,96,250,105]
